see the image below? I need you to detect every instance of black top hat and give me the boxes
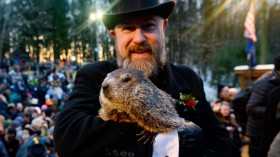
[102,0,176,29]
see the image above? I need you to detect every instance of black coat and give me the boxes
[246,70,280,137]
[54,60,235,157]
[259,86,280,157]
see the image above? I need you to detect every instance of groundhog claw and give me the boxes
[136,130,156,144]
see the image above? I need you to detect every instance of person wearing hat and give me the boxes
[54,0,235,157]
[246,53,280,157]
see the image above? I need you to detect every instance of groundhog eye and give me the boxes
[123,77,131,82]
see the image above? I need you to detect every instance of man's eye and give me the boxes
[123,26,134,31]
[143,24,155,30]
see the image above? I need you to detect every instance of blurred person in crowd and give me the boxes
[8,87,21,103]
[47,70,56,83]
[27,71,38,86]
[41,104,48,112]
[0,93,8,104]
[267,131,280,157]
[215,101,242,157]
[46,124,56,157]
[213,87,241,138]
[54,0,235,157]
[22,108,33,127]
[0,97,8,117]
[259,86,280,157]
[11,103,24,120]
[229,87,238,102]
[0,115,5,125]
[31,107,40,120]
[20,125,33,145]
[0,60,9,73]
[212,84,231,112]
[8,67,17,76]
[217,84,231,102]
[0,139,8,157]
[6,103,16,120]
[51,80,64,107]
[16,126,51,157]
[32,78,48,106]
[3,128,20,157]
[0,122,5,142]
[231,87,252,140]
[246,54,280,157]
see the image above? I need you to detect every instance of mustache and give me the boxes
[127,42,152,52]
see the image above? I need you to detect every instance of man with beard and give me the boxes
[54,0,235,157]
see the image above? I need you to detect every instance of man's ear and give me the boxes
[163,19,168,32]
[109,30,116,38]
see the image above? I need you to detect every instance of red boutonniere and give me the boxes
[178,93,198,112]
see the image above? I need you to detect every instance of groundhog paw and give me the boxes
[136,130,156,144]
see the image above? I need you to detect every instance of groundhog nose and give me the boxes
[102,84,109,91]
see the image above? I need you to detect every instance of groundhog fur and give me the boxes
[99,68,188,134]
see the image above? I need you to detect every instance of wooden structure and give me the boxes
[234,64,274,89]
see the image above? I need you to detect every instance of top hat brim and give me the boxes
[102,1,176,30]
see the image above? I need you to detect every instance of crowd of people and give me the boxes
[212,53,280,157]
[212,85,243,157]
[0,59,77,157]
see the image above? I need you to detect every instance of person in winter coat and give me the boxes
[246,53,280,157]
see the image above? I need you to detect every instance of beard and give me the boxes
[116,38,166,77]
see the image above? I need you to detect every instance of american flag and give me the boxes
[244,3,257,42]
[244,2,257,67]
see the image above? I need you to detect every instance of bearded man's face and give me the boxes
[109,16,168,77]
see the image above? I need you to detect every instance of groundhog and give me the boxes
[99,68,189,135]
